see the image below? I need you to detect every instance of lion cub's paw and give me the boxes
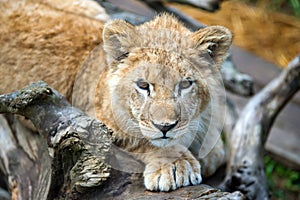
[144,158,202,191]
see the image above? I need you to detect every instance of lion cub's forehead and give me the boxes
[135,28,195,55]
[142,63,184,85]
[128,49,195,81]
[134,15,196,54]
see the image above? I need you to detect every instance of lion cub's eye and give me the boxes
[179,79,193,90]
[136,80,150,91]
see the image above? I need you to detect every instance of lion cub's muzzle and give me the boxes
[151,121,178,139]
[149,101,180,139]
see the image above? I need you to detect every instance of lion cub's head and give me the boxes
[100,14,232,147]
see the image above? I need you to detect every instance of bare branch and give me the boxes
[0,81,113,199]
[221,55,300,200]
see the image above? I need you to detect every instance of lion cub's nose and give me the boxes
[152,121,178,135]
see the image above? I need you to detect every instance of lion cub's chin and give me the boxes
[148,136,186,147]
[149,138,176,147]
[140,129,184,147]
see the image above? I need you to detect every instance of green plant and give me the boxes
[289,0,300,16]
[264,156,300,199]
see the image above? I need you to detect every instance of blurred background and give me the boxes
[168,0,300,69]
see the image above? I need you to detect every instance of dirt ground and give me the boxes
[169,0,300,68]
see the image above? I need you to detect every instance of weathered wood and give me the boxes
[0,114,51,200]
[0,81,113,199]
[220,55,300,200]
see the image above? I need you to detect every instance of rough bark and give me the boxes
[0,81,113,199]
[0,81,244,199]
[220,55,300,200]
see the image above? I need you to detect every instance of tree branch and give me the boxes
[221,55,300,200]
[0,81,113,199]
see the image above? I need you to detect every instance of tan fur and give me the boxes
[0,0,105,99]
[39,0,109,21]
[0,1,232,192]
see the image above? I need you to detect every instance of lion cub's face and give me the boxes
[124,49,211,147]
[102,14,232,147]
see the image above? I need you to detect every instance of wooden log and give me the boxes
[0,81,113,199]
[0,114,51,200]
[220,55,300,200]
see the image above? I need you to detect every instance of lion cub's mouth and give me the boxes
[149,136,176,147]
[151,136,171,140]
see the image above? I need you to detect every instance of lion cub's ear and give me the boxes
[191,26,232,68]
[103,20,136,64]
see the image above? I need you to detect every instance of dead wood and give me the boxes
[220,55,300,200]
[0,81,113,199]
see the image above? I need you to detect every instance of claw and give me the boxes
[144,158,201,192]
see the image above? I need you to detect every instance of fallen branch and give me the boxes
[221,55,300,200]
[0,81,113,199]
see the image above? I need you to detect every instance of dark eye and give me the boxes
[136,80,150,91]
[179,79,193,90]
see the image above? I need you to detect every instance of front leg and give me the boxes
[198,138,225,177]
[141,144,202,191]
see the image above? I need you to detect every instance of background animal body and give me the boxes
[0,0,105,100]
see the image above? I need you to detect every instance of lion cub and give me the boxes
[0,0,232,192]
[95,15,232,191]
